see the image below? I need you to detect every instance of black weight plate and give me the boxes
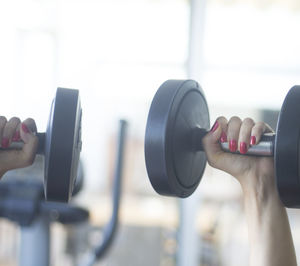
[275,85,300,208]
[44,88,82,202]
[145,80,210,197]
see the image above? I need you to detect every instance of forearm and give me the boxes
[243,178,297,266]
[202,117,297,265]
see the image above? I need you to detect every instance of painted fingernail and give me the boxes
[240,142,247,154]
[229,139,237,152]
[12,131,21,142]
[250,136,256,145]
[211,121,219,132]
[220,132,227,143]
[1,138,9,148]
[21,123,30,134]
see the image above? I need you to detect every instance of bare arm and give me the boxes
[243,172,296,266]
[202,116,297,266]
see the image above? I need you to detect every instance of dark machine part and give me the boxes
[145,80,210,198]
[83,120,127,266]
[145,79,300,208]
[1,88,82,203]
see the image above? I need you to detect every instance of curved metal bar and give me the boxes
[83,119,127,266]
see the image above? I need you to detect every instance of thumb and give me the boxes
[18,122,39,167]
[202,117,229,169]
[202,119,225,154]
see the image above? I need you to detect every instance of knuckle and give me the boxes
[216,116,227,122]
[25,117,35,124]
[0,116,7,124]
[9,117,21,126]
[24,118,37,131]
[215,116,228,127]
[243,117,255,125]
[253,121,266,132]
[256,121,265,128]
[229,116,242,123]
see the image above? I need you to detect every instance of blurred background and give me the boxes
[0,0,300,265]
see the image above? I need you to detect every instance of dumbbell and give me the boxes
[145,80,300,208]
[2,88,82,203]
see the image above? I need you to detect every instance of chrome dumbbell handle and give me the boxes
[192,127,274,157]
[0,133,45,154]
[220,134,274,156]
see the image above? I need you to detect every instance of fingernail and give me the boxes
[220,132,227,143]
[229,139,237,152]
[211,121,219,132]
[1,138,9,148]
[12,131,20,142]
[240,142,247,154]
[250,136,256,145]
[21,123,30,134]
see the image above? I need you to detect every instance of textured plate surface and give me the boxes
[275,85,300,208]
[44,88,82,202]
[145,80,210,198]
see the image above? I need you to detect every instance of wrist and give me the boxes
[240,172,281,207]
[241,174,285,237]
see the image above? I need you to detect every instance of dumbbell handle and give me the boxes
[193,127,275,157]
[220,134,274,156]
[0,133,45,155]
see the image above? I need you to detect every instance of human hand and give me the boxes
[0,117,38,178]
[202,116,276,198]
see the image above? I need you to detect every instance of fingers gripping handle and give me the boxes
[0,133,45,155]
[220,134,274,156]
[192,127,275,156]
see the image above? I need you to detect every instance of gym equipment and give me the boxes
[2,88,82,202]
[0,159,88,266]
[145,79,300,208]
[145,80,209,198]
[82,120,127,266]
[0,120,127,266]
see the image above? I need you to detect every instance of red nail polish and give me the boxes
[21,123,30,133]
[211,121,219,132]
[12,131,21,142]
[220,132,227,143]
[240,142,247,154]
[1,138,9,148]
[229,139,237,152]
[250,136,256,145]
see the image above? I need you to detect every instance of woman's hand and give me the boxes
[202,116,276,198]
[0,116,38,178]
[202,116,297,266]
